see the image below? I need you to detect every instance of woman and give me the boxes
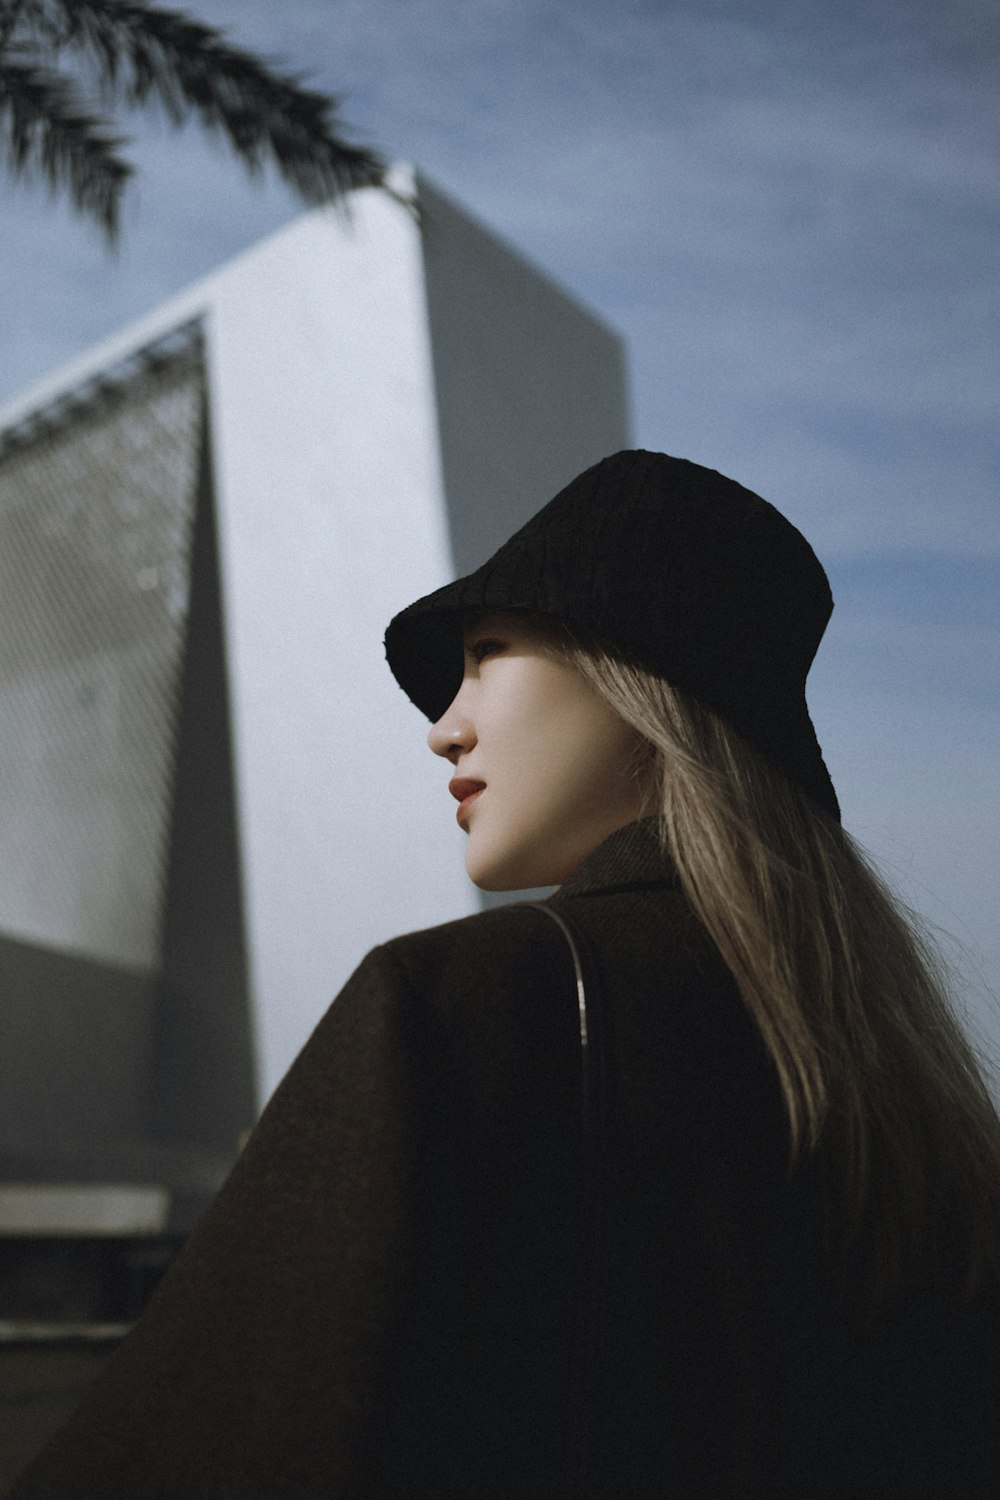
[8,450,1000,1497]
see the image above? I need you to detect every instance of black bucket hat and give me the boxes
[384,450,840,822]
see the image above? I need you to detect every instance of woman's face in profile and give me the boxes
[427,611,655,890]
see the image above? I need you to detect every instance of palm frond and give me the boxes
[25,0,388,206]
[0,51,132,239]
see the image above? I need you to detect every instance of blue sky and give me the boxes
[1,0,997,1034]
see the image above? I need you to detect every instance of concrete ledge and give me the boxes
[0,1185,170,1238]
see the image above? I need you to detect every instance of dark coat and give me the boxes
[7,819,999,1498]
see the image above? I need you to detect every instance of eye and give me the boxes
[467,637,505,664]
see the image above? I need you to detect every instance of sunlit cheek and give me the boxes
[576,716,642,805]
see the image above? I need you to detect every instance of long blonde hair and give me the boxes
[535,613,1000,1310]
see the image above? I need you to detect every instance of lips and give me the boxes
[449,777,487,803]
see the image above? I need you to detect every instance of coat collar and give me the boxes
[555,816,680,899]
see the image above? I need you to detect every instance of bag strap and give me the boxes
[517,900,606,1495]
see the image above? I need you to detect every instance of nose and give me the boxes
[427,699,476,762]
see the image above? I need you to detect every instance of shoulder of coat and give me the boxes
[380,898,566,968]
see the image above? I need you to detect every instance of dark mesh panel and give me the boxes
[0,333,204,971]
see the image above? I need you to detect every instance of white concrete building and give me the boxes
[0,165,630,1217]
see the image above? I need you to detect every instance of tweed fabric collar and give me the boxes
[554,817,680,899]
